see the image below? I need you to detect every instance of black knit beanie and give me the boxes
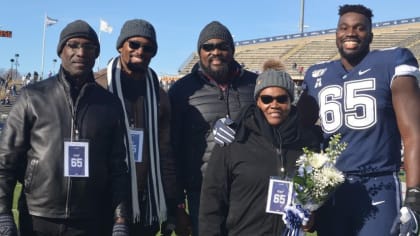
[197,21,234,53]
[56,20,100,57]
[116,19,157,56]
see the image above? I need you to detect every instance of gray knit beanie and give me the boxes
[57,20,100,57]
[197,21,234,53]
[254,69,295,102]
[116,19,157,55]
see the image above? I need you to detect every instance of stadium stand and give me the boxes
[176,17,420,81]
[0,80,22,131]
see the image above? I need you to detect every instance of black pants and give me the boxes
[130,222,159,236]
[19,215,102,236]
[18,192,110,236]
[129,191,160,236]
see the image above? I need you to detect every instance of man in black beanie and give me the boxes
[168,21,258,236]
[95,18,177,236]
[0,19,130,236]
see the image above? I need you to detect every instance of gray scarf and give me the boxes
[106,57,167,224]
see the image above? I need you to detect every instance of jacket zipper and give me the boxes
[63,77,90,217]
[276,148,285,174]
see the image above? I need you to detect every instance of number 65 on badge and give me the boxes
[64,141,89,177]
[265,177,293,215]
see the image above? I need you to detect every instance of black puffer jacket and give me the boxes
[168,61,257,199]
[0,69,129,220]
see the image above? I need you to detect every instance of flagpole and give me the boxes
[41,13,47,80]
[97,28,101,72]
[97,19,113,71]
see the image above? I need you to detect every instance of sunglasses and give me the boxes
[128,41,155,53]
[66,42,97,52]
[259,95,289,104]
[201,42,230,52]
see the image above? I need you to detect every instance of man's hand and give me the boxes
[175,207,192,236]
[161,214,176,236]
[391,187,420,236]
[112,218,129,236]
[213,117,236,146]
[0,214,17,236]
[391,207,419,236]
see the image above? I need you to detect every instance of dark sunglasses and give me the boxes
[201,42,230,52]
[259,95,289,104]
[66,42,97,52]
[128,41,155,53]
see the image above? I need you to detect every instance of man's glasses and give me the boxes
[259,95,289,104]
[128,41,155,53]
[201,42,230,52]
[65,42,97,52]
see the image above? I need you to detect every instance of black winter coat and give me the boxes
[199,105,322,236]
[168,61,257,201]
[0,69,129,220]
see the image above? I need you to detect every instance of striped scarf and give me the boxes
[107,57,167,225]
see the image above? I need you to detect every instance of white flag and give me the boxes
[45,16,58,27]
[100,19,113,34]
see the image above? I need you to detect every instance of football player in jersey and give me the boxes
[298,4,420,236]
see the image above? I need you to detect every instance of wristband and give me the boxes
[405,187,420,212]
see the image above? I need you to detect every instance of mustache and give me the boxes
[342,36,360,43]
[208,55,227,63]
[127,61,147,73]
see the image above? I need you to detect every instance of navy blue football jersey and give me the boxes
[303,47,420,173]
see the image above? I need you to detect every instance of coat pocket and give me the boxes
[24,159,38,193]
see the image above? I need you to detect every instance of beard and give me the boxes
[338,46,369,62]
[126,61,147,74]
[337,38,371,64]
[199,59,230,82]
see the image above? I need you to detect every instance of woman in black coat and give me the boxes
[199,69,322,236]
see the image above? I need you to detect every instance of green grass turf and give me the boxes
[12,183,21,226]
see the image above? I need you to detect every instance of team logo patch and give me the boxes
[312,68,327,78]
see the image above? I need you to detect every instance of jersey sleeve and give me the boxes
[393,47,420,81]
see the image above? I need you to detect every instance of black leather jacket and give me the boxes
[0,69,129,220]
[168,61,257,201]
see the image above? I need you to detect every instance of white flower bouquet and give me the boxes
[293,133,347,211]
[282,134,347,235]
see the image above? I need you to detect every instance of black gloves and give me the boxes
[391,187,420,236]
[112,223,129,236]
[213,117,236,146]
[0,214,17,236]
